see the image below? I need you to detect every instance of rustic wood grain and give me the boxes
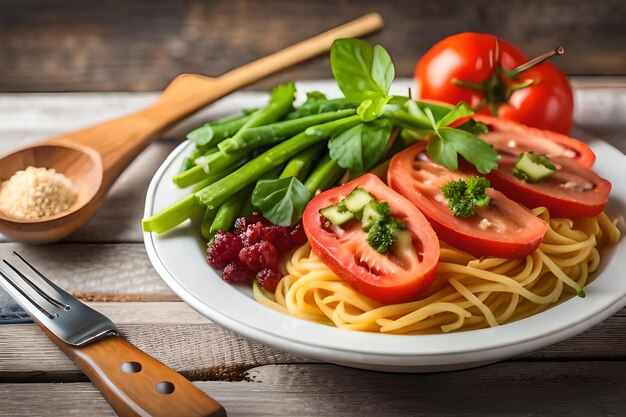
[1,0,625,92]
[0,302,624,382]
[0,243,173,295]
[1,362,625,416]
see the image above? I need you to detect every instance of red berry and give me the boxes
[233,217,248,236]
[222,261,253,283]
[239,241,279,270]
[257,268,282,292]
[207,231,243,268]
[234,213,269,236]
[262,225,292,252]
[289,221,307,246]
[241,222,264,246]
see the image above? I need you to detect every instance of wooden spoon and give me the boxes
[0,13,383,244]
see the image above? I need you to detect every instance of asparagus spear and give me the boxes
[208,186,254,239]
[218,109,355,153]
[200,206,218,241]
[174,83,296,188]
[303,153,344,194]
[187,112,254,148]
[173,150,248,188]
[142,194,201,234]
[142,115,359,233]
[208,166,283,237]
[279,144,324,180]
[197,115,360,210]
[285,98,357,120]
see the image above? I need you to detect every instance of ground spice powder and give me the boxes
[0,166,78,219]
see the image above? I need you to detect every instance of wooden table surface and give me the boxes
[0,78,625,417]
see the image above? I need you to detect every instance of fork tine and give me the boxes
[13,251,69,301]
[0,265,55,319]
[3,257,68,310]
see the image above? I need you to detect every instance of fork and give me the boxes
[0,251,226,417]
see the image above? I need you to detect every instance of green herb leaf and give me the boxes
[251,177,312,226]
[427,135,459,170]
[436,102,474,129]
[357,95,392,122]
[457,119,489,135]
[328,120,393,175]
[330,38,395,102]
[438,128,499,174]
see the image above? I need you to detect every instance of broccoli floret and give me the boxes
[440,176,491,218]
[369,201,391,217]
[366,218,406,253]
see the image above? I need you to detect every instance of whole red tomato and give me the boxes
[415,32,574,134]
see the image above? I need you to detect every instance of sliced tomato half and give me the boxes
[474,114,596,168]
[302,174,440,304]
[388,143,547,259]
[484,154,611,218]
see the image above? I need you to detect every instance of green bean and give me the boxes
[196,115,360,210]
[279,144,324,180]
[180,82,295,179]
[187,113,254,148]
[143,116,359,234]
[173,150,248,188]
[303,153,344,194]
[200,206,219,241]
[286,98,357,120]
[141,194,202,234]
[218,109,356,154]
[208,186,254,238]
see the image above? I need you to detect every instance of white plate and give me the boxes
[143,96,626,373]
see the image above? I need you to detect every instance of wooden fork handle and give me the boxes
[56,334,226,417]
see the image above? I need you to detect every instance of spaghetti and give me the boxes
[254,208,621,334]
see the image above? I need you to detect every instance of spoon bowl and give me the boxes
[0,13,383,244]
[0,143,103,243]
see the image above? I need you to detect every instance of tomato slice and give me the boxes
[388,143,547,259]
[474,115,596,168]
[484,154,611,219]
[302,174,440,304]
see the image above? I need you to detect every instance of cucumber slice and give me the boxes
[342,187,375,218]
[361,201,390,231]
[320,204,354,225]
[512,152,556,183]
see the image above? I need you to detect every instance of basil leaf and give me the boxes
[427,135,459,171]
[438,128,499,174]
[372,45,395,96]
[251,177,312,226]
[330,38,395,102]
[328,120,393,175]
[357,95,392,122]
[436,102,474,129]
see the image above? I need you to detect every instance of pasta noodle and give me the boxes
[253,208,622,334]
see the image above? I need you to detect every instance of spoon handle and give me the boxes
[50,13,383,190]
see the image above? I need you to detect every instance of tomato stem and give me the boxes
[506,47,564,78]
[451,46,565,116]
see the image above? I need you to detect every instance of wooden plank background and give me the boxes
[1,0,625,92]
